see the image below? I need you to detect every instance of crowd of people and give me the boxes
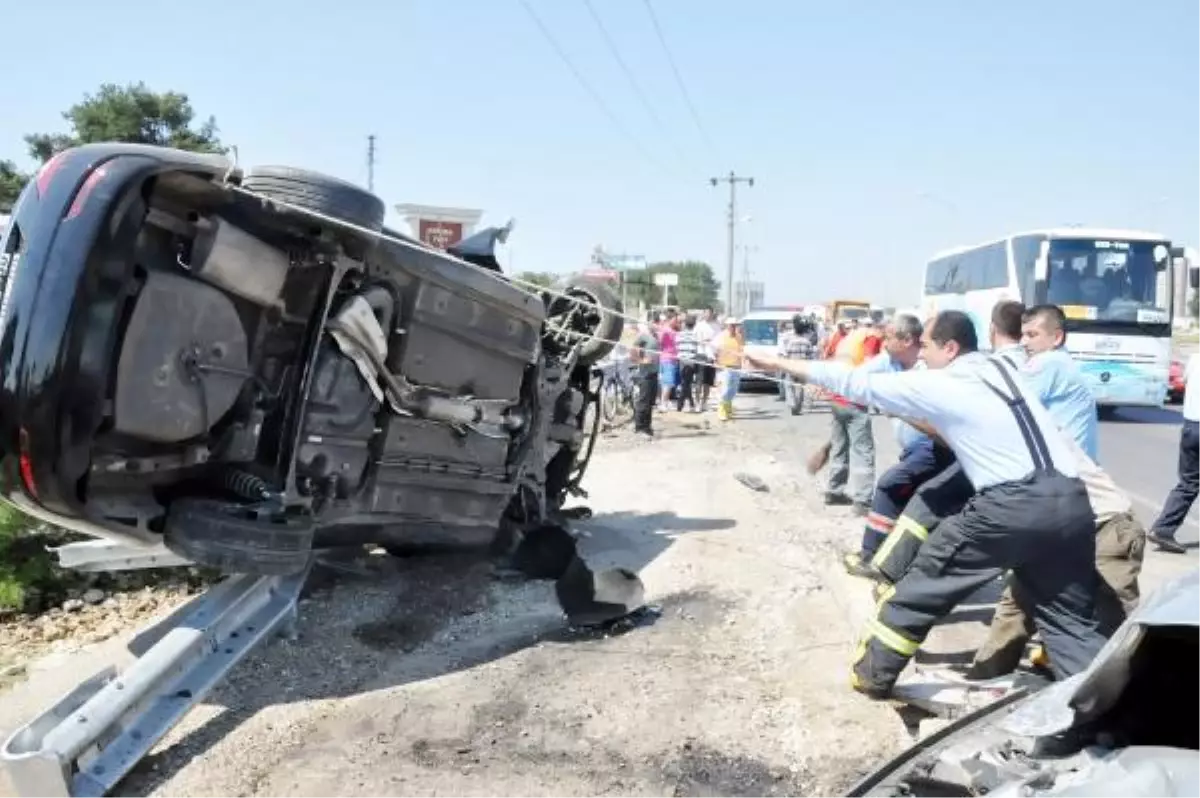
[624,307,883,436]
[744,303,1198,700]
[626,307,749,435]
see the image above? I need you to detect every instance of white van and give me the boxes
[739,308,802,388]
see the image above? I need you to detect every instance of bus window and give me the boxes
[1045,239,1169,322]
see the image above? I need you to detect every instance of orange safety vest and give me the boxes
[833,328,874,366]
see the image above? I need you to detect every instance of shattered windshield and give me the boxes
[1045,239,1171,324]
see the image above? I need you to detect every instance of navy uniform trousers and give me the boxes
[870,461,973,583]
[851,360,1106,697]
[859,437,957,560]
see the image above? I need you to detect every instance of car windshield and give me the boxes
[742,319,780,345]
[1046,239,1170,323]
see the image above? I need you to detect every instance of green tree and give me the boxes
[25,82,225,164]
[0,505,51,612]
[0,160,27,213]
[620,260,720,310]
[515,271,560,289]
[1188,292,1198,319]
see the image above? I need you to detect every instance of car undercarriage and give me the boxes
[0,145,637,796]
[1,146,624,576]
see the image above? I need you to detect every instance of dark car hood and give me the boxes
[1001,568,1199,739]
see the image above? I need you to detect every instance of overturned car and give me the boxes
[0,143,623,576]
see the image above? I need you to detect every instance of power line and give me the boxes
[640,0,717,158]
[517,0,676,178]
[580,0,685,168]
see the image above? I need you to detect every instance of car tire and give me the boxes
[164,498,315,576]
[548,275,624,365]
[242,166,386,234]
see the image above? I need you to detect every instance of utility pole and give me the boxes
[710,171,754,316]
[367,135,377,192]
[741,244,758,316]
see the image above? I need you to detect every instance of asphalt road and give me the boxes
[1096,403,1198,546]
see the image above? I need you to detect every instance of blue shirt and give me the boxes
[807,352,1079,489]
[1021,348,1099,461]
[884,357,930,452]
[991,343,1028,371]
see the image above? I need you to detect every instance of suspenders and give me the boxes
[982,357,1057,475]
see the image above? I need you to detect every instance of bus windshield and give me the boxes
[1045,239,1170,323]
[742,319,781,346]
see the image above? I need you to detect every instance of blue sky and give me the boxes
[2,0,1196,306]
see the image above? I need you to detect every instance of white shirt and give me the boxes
[807,352,1079,489]
[693,319,718,359]
[1184,353,1200,422]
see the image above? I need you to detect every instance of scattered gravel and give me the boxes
[1,399,913,797]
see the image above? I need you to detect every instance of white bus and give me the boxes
[920,228,1177,409]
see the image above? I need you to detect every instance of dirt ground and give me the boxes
[5,393,1160,797]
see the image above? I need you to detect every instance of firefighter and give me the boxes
[867,302,1027,585]
[745,310,1106,698]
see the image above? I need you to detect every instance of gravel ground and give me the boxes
[0,396,960,796]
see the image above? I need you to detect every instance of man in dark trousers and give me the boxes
[842,313,953,577]
[629,323,660,438]
[746,310,1105,699]
[1148,352,1198,553]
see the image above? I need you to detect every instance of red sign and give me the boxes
[418,220,464,250]
[582,268,619,282]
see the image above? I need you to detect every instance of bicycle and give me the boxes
[598,357,636,422]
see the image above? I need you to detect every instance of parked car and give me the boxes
[1168,358,1186,404]
[848,570,1199,797]
[0,143,623,575]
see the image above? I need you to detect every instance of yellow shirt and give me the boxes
[714,331,744,368]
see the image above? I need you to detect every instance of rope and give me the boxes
[227,182,822,388]
[548,323,825,388]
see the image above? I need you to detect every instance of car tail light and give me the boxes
[65,165,108,221]
[34,152,69,198]
[17,427,37,499]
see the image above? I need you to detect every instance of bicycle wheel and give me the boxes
[601,382,620,422]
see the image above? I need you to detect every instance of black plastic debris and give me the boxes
[734,472,768,492]
[505,520,648,630]
[561,604,662,639]
[555,556,646,628]
[510,523,578,580]
[557,506,594,520]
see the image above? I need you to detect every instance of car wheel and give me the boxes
[163,498,315,576]
[242,166,386,235]
[548,276,624,365]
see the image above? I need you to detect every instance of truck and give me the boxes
[826,299,873,326]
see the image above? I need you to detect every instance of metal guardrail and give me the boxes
[1,568,309,797]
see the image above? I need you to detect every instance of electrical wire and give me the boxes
[640,0,718,159]
[580,0,687,171]
[517,0,679,180]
